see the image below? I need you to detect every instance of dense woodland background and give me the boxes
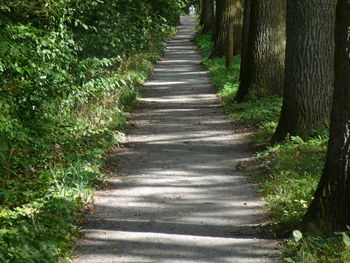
[0,0,350,262]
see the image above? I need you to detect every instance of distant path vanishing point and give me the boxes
[74,16,280,263]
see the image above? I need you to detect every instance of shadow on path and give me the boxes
[74,16,280,263]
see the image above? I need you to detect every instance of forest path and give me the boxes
[74,17,280,263]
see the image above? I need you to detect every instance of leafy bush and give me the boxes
[0,0,182,261]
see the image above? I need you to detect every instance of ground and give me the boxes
[74,17,280,263]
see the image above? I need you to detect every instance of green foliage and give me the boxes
[194,32,348,262]
[284,230,350,263]
[0,0,181,261]
[257,135,328,230]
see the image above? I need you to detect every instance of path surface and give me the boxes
[74,17,280,263]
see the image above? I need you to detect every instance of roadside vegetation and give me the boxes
[194,33,350,263]
[0,1,183,262]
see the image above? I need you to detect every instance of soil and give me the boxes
[74,16,280,263]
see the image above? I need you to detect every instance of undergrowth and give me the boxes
[194,33,349,263]
[0,1,181,262]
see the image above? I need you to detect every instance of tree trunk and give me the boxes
[202,0,214,34]
[200,0,205,25]
[212,0,223,43]
[271,0,336,143]
[302,0,350,235]
[226,22,234,67]
[235,0,286,101]
[211,0,217,41]
[210,0,243,58]
[234,0,252,102]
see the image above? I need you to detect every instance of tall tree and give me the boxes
[199,0,204,25]
[234,0,252,101]
[210,0,243,58]
[211,0,217,41]
[201,0,214,34]
[271,0,336,143]
[302,0,350,235]
[234,0,286,101]
[212,0,223,43]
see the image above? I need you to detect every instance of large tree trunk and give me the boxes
[302,0,350,235]
[211,0,217,41]
[234,0,252,102]
[199,0,205,25]
[212,0,223,43]
[271,0,336,143]
[235,0,286,100]
[210,0,243,58]
[201,0,214,34]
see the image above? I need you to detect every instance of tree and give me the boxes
[201,0,214,34]
[234,0,252,101]
[210,0,243,58]
[211,0,223,42]
[301,0,350,235]
[211,0,217,41]
[271,0,336,143]
[234,0,286,101]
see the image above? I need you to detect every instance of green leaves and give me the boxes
[0,0,179,261]
[293,230,303,242]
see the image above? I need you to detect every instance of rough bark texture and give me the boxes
[211,0,217,41]
[234,0,252,102]
[212,0,223,43]
[201,0,213,34]
[226,22,234,67]
[210,0,243,58]
[250,0,286,96]
[199,0,205,25]
[302,0,350,235]
[271,0,336,143]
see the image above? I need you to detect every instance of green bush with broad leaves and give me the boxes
[0,0,186,262]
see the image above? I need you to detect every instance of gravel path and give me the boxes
[74,17,280,263]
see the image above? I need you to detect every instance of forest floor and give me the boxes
[74,17,280,263]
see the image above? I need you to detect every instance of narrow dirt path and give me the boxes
[74,17,280,263]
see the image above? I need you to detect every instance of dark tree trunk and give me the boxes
[234,0,252,102]
[302,0,350,235]
[200,0,205,25]
[271,0,336,143]
[212,0,223,43]
[211,0,217,41]
[226,22,234,67]
[210,0,243,58]
[235,0,286,101]
[202,0,214,34]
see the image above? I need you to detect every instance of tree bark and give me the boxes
[211,0,217,41]
[234,0,252,102]
[212,0,223,43]
[201,0,214,34]
[210,0,243,58]
[271,0,336,143]
[226,22,234,67]
[302,0,350,235]
[235,0,286,101]
[200,0,205,25]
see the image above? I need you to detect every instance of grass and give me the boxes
[194,33,350,263]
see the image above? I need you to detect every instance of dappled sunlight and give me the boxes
[75,16,280,263]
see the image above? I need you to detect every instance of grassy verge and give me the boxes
[194,33,350,263]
